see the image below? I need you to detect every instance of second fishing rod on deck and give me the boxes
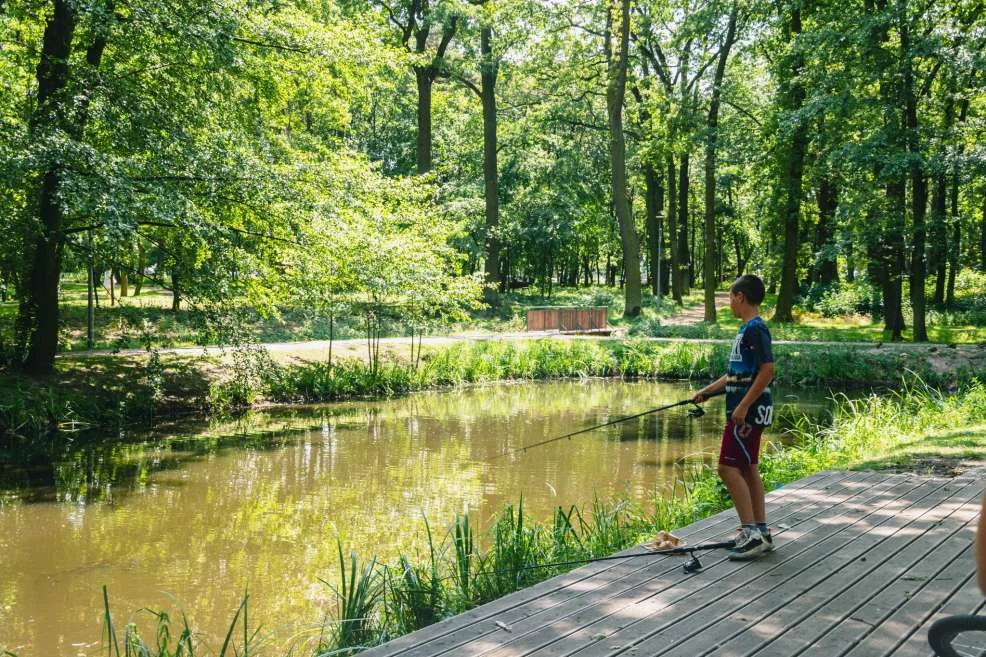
[494,389,726,460]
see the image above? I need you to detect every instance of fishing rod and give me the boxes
[517,539,736,574]
[494,389,725,460]
[451,539,737,583]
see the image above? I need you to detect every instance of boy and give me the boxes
[693,274,775,559]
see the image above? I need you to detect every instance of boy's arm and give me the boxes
[694,375,728,403]
[732,362,774,425]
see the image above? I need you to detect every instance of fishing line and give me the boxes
[492,389,725,460]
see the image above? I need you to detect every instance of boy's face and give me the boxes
[729,290,745,317]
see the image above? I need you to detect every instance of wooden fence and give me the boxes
[525,306,609,332]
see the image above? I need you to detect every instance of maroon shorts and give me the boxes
[718,421,766,466]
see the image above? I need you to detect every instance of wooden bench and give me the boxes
[525,306,610,334]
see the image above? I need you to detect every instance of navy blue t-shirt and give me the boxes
[725,316,774,426]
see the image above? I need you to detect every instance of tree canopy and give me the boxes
[1,0,984,373]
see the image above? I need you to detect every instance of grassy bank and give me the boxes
[89,380,986,657]
[3,337,983,439]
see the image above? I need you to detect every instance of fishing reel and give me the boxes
[687,403,707,419]
[682,551,703,573]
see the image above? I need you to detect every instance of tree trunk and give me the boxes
[415,68,433,174]
[946,99,969,307]
[815,174,839,285]
[134,243,146,296]
[606,0,641,317]
[774,6,806,323]
[20,0,77,375]
[645,165,662,296]
[981,189,986,273]
[946,200,960,307]
[945,173,961,307]
[703,6,738,323]
[480,26,500,305]
[677,155,690,298]
[902,13,927,342]
[172,271,181,312]
[931,171,947,305]
[667,157,681,302]
[846,237,855,282]
[885,181,906,339]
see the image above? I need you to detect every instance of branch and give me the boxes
[564,15,607,38]
[232,36,308,53]
[918,60,942,99]
[553,118,610,132]
[723,98,763,127]
[451,72,482,97]
[630,32,673,93]
[433,15,458,63]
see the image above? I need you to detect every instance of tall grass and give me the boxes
[5,335,979,439]
[261,338,962,408]
[100,586,258,657]
[761,378,986,483]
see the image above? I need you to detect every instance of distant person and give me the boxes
[692,274,775,559]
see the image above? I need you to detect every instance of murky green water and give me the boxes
[0,380,836,656]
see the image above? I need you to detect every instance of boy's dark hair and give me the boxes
[731,274,765,306]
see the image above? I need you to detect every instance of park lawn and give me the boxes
[852,424,986,472]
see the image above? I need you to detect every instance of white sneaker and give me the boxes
[728,527,766,560]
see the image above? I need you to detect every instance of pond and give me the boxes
[0,380,840,656]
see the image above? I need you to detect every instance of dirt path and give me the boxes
[662,291,731,325]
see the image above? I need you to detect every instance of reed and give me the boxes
[318,539,383,656]
[474,500,545,603]
[449,512,476,611]
[381,519,444,635]
[100,587,258,657]
[7,336,980,440]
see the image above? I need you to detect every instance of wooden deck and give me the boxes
[361,468,986,657]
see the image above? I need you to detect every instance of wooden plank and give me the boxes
[765,474,984,657]
[839,541,976,657]
[358,471,850,657]
[694,473,986,657]
[473,473,897,657]
[561,473,941,657]
[888,574,986,657]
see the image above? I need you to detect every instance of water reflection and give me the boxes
[0,380,835,657]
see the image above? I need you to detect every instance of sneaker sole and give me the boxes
[728,543,767,560]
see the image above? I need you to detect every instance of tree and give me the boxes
[773,2,807,324]
[702,4,738,322]
[377,0,462,173]
[606,0,642,317]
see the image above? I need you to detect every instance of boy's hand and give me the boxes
[731,403,748,426]
[692,392,706,404]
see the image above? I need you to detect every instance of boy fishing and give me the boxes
[693,274,775,559]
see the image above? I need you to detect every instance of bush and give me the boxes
[805,281,878,317]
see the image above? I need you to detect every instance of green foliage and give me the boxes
[320,539,384,655]
[803,281,880,317]
[100,586,258,657]
[382,519,445,635]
